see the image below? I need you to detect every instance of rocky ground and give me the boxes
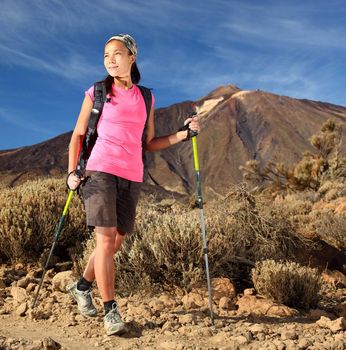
[0,263,345,350]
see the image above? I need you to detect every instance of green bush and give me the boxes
[0,178,88,262]
[252,259,321,309]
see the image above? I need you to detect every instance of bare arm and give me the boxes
[145,107,199,152]
[67,96,93,188]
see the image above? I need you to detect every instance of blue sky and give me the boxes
[1,0,346,150]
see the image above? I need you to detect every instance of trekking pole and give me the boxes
[187,111,215,326]
[31,189,75,309]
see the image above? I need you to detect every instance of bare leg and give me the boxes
[83,229,125,283]
[83,250,96,282]
[93,227,125,301]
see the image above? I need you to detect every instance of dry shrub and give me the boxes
[318,179,346,201]
[269,193,316,238]
[241,119,345,194]
[252,259,321,309]
[221,187,308,262]
[74,186,311,294]
[0,178,88,262]
[315,213,346,251]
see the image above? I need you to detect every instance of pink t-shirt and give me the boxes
[85,84,154,182]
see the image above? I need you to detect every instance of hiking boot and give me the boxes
[66,281,97,317]
[104,305,126,336]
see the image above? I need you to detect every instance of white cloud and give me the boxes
[0,0,345,107]
[0,108,54,135]
[0,42,103,82]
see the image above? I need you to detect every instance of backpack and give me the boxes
[76,81,152,177]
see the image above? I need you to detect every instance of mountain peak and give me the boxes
[200,84,241,101]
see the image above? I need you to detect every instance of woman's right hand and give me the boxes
[67,171,82,190]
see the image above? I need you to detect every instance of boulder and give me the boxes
[51,271,75,292]
[236,295,299,317]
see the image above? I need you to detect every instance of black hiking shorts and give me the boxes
[81,171,142,234]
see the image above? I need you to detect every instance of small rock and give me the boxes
[335,333,345,342]
[26,282,37,293]
[177,325,190,335]
[182,292,205,309]
[10,286,27,303]
[41,337,61,350]
[75,315,86,322]
[316,316,346,332]
[219,296,234,310]
[163,330,174,336]
[243,331,254,342]
[160,341,180,350]
[178,313,196,325]
[149,299,165,312]
[158,293,178,308]
[161,321,176,332]
[49,316,57,323]
[127,304,152,318]
[233,335,248,345]
[209,332,230,346]
[297,338,311,349]
[244,288,256,296]
[17,277,31,289]
[212,277,237,301]
[14,302,28,316]
[249,324,268,334]
[282,339,297,350]
[281,331,298,340]
[51,271,75,292]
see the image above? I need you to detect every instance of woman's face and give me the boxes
[104,40,135,78]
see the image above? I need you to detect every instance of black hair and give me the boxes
[103,62,141,96]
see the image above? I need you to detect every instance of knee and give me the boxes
[97,239,114,255]
[96,228,117,255]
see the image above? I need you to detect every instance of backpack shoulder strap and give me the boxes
[76,82,106,176]
[88,82,106,128]
[137,85,152,119]
[137,85,153,179]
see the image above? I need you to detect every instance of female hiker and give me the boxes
[66,34,200,336]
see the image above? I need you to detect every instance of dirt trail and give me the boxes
[0,264,345,350]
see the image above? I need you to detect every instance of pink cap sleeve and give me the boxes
[85,85,94,102]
